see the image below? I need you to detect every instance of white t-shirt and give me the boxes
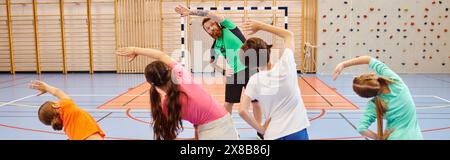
[244,49,310,140]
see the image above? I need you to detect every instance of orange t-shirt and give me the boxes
[59,99,105,140]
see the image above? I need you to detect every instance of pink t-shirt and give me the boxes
[161,62,227,126]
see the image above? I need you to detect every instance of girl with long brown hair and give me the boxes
[333,56,423,140]
[117,47,239,140]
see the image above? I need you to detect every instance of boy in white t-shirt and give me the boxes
[237,20,310,140]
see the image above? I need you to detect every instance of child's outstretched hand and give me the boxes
[116,47,138,62]
[243,20,263,35]
[332,62,345,81]
[29,80,49,96]
[175,5,190,17]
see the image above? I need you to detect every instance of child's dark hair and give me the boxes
[239,37,273,69]
[38,101,63,131]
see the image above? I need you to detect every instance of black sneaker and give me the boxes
[257,132,264,140]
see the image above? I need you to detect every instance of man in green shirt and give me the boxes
[176,5,263,139]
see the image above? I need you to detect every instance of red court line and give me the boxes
[313,77,360,109]
[97,83,149,109]
[3,121,447,140]
[99,77,358,110]
[309,109,326,122]
[126,108,151,125]
[299,77,333,108]
[0,123,144,140]
[125,108,327,130]
[302,77,354,108]
[317,126,450,140]
[318,136,365,140]
[96,83,145,109]
[422,126,450,132]
[303,77,342,103]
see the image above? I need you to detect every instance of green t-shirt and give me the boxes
[356,58,423,140]
[211,18,247,74]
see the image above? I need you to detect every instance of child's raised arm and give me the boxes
[332,56,372,81]
[175,5,225,23]
[116,47,174,65]
[243,20,294,52]
[29,80,70,100]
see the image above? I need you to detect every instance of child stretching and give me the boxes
[30,80,105,140]
[333,56,423,140]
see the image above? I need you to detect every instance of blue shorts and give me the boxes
[276,128,309,140]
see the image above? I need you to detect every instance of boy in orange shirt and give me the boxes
[29,80,105,140]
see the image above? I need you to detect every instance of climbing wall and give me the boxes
[317,0,450,74]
